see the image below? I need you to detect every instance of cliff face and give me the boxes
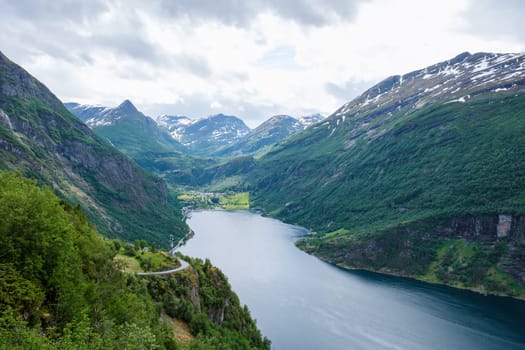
[0,51,186,245]
[146,256,271,349]
[302,214,525,297]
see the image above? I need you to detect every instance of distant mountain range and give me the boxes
[157,112,324,157]
[158,113,250,156]
[0,51,187,245]
[215,113,324,157]
[67,99,325,160]
[65,101,325,185]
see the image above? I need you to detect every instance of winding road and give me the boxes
[136,247,190,276]
[136,259,190,276]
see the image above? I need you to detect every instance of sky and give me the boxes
[1,0,524,127]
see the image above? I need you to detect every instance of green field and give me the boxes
[178,191,249,210]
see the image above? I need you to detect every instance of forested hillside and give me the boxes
[0,172,270,349]
[249,52,525,297]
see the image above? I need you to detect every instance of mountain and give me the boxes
[63,102,107,123]
[249,52,525,297]
[297,113,325,127]
[158,113,250,156]
[216,114,307,157]
[64,100,208,182]
[157,112,324,159]
[0,50,187,245]
[157,114,194,141]
[66,100,186,156]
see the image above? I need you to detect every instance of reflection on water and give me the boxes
[181,210,525,350]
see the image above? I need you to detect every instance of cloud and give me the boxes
[325,80,375,101]
[262,0,367,26]
[0,0,170,66]
[153,0,369,27]
[0,0,108,24]
[173,54,213,78]
[1,0,524,130]
[461,0,525,42]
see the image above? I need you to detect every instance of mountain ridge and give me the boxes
[0,50,187,246]
[247,51,525,297]
[215,113,324,157]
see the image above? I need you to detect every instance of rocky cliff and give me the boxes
[0,51,187,245]
[301,214,525,297]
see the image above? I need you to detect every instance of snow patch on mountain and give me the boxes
[331,51,525,121]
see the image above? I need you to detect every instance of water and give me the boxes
[180,210,525,350]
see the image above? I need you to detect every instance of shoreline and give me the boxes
[304,249,525,302]
[253,208,525,301]
[172,227,195,252]
[182,207,525,302]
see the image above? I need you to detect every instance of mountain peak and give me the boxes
[116,99,138,114]
[449,51,471,64]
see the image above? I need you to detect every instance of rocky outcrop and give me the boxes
[421,215,525,243]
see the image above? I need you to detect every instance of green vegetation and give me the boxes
[0,172,270,349]
[178,191,249,210]
[147,255,270,350]
[253,92,525,232]
[220,192,249,210]
[115,241,180,272]
[0,53,188,246]
[419,239,525,297]
[250,91,525,297]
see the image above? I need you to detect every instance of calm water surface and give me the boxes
[180,210,525,350]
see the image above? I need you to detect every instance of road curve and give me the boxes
[136,258,190,277]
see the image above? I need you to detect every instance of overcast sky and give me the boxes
[1,0,524,127]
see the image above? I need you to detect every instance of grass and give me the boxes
[138,250,179,270]
[178,191,250,210]
[220,192,249,210]
[177,194,194,201]
[115,248,180,273]
[323,228,350,239]
[114,254,143,273]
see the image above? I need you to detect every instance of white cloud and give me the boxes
[210,101,223,109]
[0,0,523,127]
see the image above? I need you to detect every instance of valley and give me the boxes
[3,0,525,348]
[40,50,525,299]
[1,46,525,349]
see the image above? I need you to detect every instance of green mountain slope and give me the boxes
[250,52,525,297]
[0,51,186,245]
[0,172,270,349]
[66,100,186,157]
[67,101,215,187]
